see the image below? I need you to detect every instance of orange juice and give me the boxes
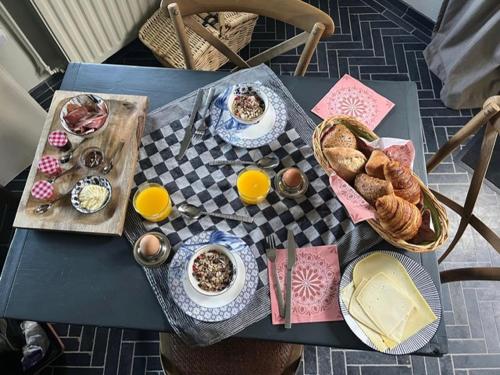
[236,167,271,205]
[133,183,172,222]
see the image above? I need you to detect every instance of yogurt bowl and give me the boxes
[227,83,269,125]
[186,244,238,297]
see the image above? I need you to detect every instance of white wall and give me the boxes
[403,0,443,21]
[0,64,46,185]
[0,19,48,91]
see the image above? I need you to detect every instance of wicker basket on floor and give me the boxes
[139,7,258,70]
[312,115,449,253]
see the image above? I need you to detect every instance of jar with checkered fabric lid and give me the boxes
[37,155,62,177]
[30,180,56,202]
[48,131,72,152]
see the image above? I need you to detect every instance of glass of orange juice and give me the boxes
[133,183,172,222]
[236,166,271,205]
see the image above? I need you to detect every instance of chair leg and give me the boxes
[438,120,498,263]
[431,189,500,253]
[167,3,195,69]
[426,99,500,173]
[440,267,500,283]
[294,22,325,77]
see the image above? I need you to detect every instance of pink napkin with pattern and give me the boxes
[268,245,343,325]
[312,74,395,130]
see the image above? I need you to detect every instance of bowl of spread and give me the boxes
[186,244,237,296]
[70,175,112,214]
[227,84,268,125]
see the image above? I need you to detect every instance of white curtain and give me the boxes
[0,64,45,185]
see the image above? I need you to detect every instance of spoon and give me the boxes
[47,164,80,184]
[102,141,125,174]
[178,203,253,224]
[60,138,90,164]
[207,156,279,169]
[34,191,71,214]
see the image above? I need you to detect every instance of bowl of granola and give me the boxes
[187,244,238,296]
[227,83,268,125]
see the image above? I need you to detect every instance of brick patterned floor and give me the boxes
[2,0,499,374]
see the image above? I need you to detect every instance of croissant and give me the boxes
[383,161,421,205]
[375,194,422,241]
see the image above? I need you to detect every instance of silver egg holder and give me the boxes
[133,232,171,268]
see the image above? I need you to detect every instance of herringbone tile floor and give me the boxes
[2,0,499,374]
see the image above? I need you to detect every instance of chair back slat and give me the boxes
[245,32,309,67]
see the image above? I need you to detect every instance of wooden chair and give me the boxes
[159,333,303,375]
[426,96,500,283]
[161,0,335,76]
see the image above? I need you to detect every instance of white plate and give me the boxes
[209,84,287,148]
[168,231,259,322]
[339,250,442,355]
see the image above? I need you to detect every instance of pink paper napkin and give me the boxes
[312,74,395,130]
[268,245,343,325]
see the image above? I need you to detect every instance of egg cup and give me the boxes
[133,232,171,268]
[274,167,309,199]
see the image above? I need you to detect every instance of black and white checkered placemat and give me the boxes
[134,119,356,286]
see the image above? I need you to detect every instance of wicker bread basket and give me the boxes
[312,115,448,253]
[139,8,258,70]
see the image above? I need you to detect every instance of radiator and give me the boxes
[31,0,159,63]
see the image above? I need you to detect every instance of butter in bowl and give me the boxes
[71,176,112,214]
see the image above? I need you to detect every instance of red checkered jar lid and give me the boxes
[48,131,69,147]
[37,155,61,176]
[31,180,54,201]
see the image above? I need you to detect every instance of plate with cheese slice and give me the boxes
[339,251,441,355]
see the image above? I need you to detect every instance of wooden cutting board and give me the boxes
[14,90,148,236]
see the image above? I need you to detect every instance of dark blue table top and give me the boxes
[0,63,447,355]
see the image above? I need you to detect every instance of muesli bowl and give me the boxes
[227,83,269,125]
[186,244,238,297]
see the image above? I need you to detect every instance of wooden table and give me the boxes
[0,63,448,355]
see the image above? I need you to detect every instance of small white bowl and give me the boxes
[60,94,109,138]
[227,84,269,125]
[186,244,237,297]
[71,175,112,214]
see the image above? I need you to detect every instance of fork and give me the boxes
[266,234,285,317]
[193,87,215,143]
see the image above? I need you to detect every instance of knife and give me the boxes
[285,229,297,329]
[176,89,204,160]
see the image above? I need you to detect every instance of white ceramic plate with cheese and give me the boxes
[339,250,442,355]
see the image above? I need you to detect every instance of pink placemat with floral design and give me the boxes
[311,74,395,130]
[268,245,343,325]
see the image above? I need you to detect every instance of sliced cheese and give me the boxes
[349,279,386,334]
[353,253,437,341]
[355,272,414,341]
[341,281,398,350]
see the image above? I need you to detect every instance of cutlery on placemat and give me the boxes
[285,229,297,329]
[176,89,204,160]
[178,203,253,224]
[208,156,279,169]
[193,87,215,143]
[266,234,285,317]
